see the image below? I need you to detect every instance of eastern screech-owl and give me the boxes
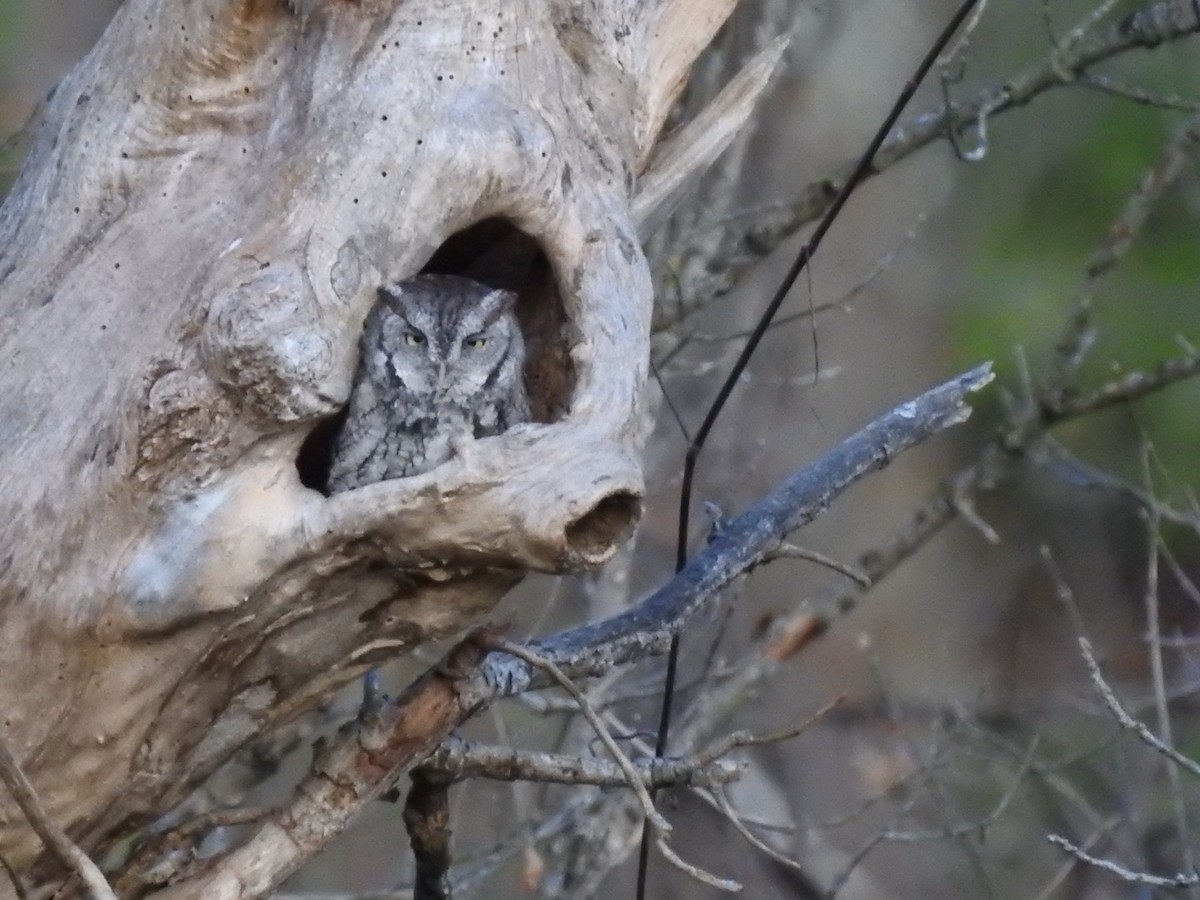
[327,274,530,493]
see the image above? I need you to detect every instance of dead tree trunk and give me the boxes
[0,0,780,886]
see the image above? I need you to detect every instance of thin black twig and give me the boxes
[488,640,669,833]
[656,0,1200,333]
[468,364,991,699]
[485,642,739,890]
[655,211,927,353]
[642,6,986,892]
[403,771,454,900]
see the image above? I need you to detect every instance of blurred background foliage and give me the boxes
[946,10,1200,480]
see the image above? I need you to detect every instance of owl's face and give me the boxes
[365,275,522,399]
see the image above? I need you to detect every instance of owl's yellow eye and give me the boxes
[464,335,487,349]
[404,331,425,346]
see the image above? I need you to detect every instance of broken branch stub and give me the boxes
[0,0,777,879]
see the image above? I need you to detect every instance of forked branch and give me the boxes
[131,364,990,900]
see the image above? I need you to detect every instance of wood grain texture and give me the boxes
[0,0,782,884]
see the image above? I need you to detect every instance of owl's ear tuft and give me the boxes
[377,282,417,323]
[378,282,405,303]
[418,216,572,422]
[485,288,518,314]
[474,288,520,331]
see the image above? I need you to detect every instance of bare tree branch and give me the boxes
[1078,72,1200,110]
[403,771,454,900]
[0,853,27,900]
[1049,113,1200,398]
[418,737,745,790]
[484,640,741,892]
[1075,636,1200,779]
[486,640,670,835]
[655,0,1200,329]
[0,740,115,900]
[469,363,994,702]
[1045,350,1200,421]
[1048,833,1200,888]
[111,807,274,898]
[126,363,989,900]
[145,629,498,900]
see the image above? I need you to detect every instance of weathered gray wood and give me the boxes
[0,0,782,884]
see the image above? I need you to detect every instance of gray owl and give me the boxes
[327,275,530,493]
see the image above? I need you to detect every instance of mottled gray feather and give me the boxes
[327,274,530,492]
